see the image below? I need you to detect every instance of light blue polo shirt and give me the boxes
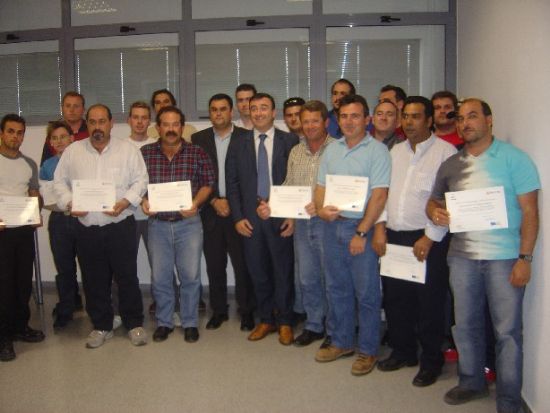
[318,135,391,219]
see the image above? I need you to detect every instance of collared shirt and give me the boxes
[432,138,541,260]
[284,135,335,191]
[379,132,403,151]
[254,126,275,185]
[386,135,456,241]
[141,140,215,220]
[214,125,233,197]
[318,134,391,219]
[54,137,148,227]
[234,118,253,130]
[124,136,157,220]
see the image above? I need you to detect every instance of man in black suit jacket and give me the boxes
[191,94,255,332]
[226,93,299,345]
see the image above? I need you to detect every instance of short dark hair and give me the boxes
[283,97,306,112]
[331,78,356,95]
[431,90,459,110]
[380,84,407,102]
[62,91,85,107]
[151,89,177,108]
[86,104,112,121]
[460,98,492,116]
[403,96,434,119]
[235,83,257,95]
[300,100,329,121]
[373,100,398,114]
[250,93,276,110]
[338,94,370,117]
[209,93,233,110]
[46,120,72,142]
[128,101,151,118]
[156,106,185,126]
[1,113,26,132]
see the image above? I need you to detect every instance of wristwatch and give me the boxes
[519,254,533,262]
[355,231,367,238]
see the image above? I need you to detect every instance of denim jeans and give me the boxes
[294,217,330,334]
[148,215,203,328]
[323,219,381,355]
[448,256,524,413]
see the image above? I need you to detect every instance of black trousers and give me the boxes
[76,216,143,331]
[0,226,35,339]
[203,215,255,315]
[384,228,450,371]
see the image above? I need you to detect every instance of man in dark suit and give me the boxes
[226,92,299,345]
[191,94,255,331]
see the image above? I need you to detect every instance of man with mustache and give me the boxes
[141,106,215,344]
[54,104,149,349]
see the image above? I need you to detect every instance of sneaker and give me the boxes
[351,354,377,376]
[444,385,489,405]
[128,327,148,346]
[444,348,459,362]
[315,345,354,362]
[484,367,497,383]
[0,339,16,362]
[113,315,122,330]
[86,330,113,349]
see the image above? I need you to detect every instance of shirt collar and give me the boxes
[338,134,372,148]
[214,125,234,141]
[254,126,275,140]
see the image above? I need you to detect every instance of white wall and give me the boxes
[457,1,550,411]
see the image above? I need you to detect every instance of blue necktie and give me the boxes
[257,133,270,200]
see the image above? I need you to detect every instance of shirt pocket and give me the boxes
[414,171,434,193]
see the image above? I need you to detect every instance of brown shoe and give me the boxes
[315,345,354,362]
[247,323,277,341]
[278,325,294,345]
[351,353,377,376]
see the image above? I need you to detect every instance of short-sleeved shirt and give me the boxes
[0,152,39,196]
[318,135,391,219]
[431,138,540,260]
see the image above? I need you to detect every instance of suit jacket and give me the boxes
[191,125,248,231]
[226,128,299,227]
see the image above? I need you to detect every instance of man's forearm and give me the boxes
[357,188,388,233]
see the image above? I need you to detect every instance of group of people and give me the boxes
[0,78,539,413]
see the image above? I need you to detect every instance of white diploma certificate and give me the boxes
[72,180,116,212]
[380,244,426,284]
[0,196,40,226]
[269,186,311,219]
[324,174,369,212]
[39,180,57,206]
[148,181,192,212]
[445,186,508,233]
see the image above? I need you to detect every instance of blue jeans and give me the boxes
[148,216,203,328]
[323,219,381,355]
[448,257,524,413]
[294,217,330,334]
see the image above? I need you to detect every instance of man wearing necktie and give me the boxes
[226,93,299,345]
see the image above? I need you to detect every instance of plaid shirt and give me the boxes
[141,141,215,220]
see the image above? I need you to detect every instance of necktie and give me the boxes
[257,133,270,200]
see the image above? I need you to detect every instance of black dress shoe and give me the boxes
[0,339,16,362]
[206,314,229,330]
[294,329,325,347]
[184,327,199,343]
[13,326,45,343]
[377,356,418,372]
[319,335,332,349]
[413,369,441,387]
[240,313,255,331]
[53,314,73,329]
[153,326,174,342]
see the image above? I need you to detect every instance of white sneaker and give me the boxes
[128,327,148,346]
[172,312,182,327]
[86,330,113,349]
[113,315,122,330]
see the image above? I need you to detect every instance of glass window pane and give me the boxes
[0,0,61,30]
[71,0,182,26]
[326,26,445,109]
[196,29,310,112]
[75,34,179,114]
[323,0,448,14]
[0,41,61,118]
[192,0,312,19]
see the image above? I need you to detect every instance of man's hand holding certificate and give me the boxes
[0,196,40,226]
[269,186,311,219]
[72,180,116,212]
[323,174,368,212]
[380,244,426,284]
[148,181,192,212]
[445,186,508,233]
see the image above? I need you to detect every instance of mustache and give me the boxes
[91,130,104,140]
[165,131,179,138]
